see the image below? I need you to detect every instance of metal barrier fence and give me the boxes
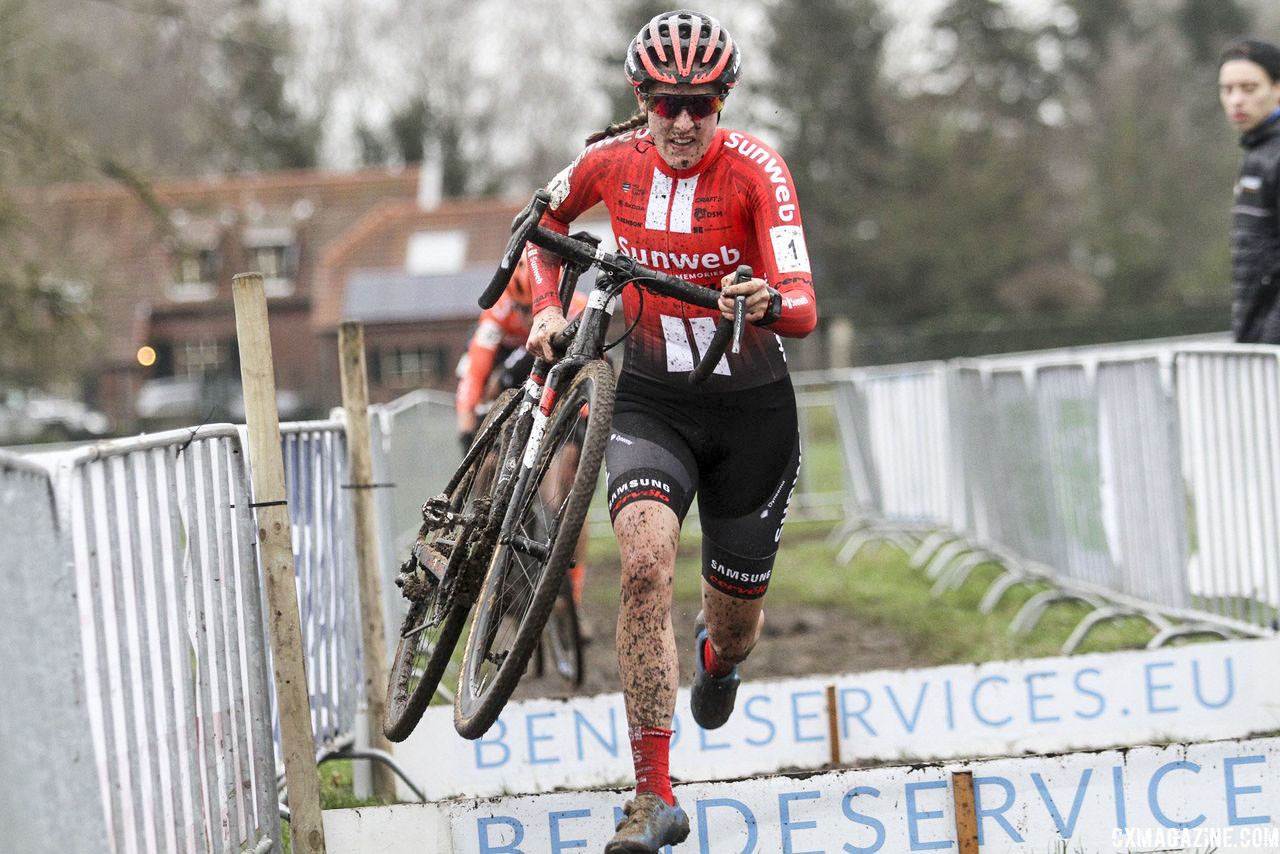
[279,423,362,755]
[1,450,113,851]
[1176,348,1280,627]
[366,389,461,666]
[833,342,1280,646]
[44,427,280,854]
[0,419,368,854]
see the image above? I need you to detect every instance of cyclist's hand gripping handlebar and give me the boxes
[689,265,751,385]
[479,190,551,309]
[549,318,579,356]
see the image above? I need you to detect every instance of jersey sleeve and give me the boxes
[528,145,610,315]
[455,314,503,417]
[742,141,817,338]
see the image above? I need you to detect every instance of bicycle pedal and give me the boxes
[421,493,451,524]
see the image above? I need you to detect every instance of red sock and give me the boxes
[701,635,735,678]
[568,562,586,606]
[629,726,675,805]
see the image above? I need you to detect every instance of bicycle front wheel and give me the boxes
[454,359,613,738]
[383,389,515,742]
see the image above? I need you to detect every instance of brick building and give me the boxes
[17,165,595,430]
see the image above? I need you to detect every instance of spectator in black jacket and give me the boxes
[1219,38,1280,343]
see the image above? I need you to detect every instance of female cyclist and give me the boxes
[525,10,817,851]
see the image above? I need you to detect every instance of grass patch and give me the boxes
[280,760,389,852]
[588,519,1164,667]
[318,759,388,809]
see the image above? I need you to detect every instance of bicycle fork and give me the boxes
[495,355,587,559]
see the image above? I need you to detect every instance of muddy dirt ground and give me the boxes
[510,541,918,703]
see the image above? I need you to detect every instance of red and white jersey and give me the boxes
[528,126,817,393]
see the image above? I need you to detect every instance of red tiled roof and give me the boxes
[311,196,528,331]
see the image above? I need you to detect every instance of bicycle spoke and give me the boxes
[454,362,612,738]
[384,388,516,742]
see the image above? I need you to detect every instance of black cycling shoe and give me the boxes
[604,792,690,853]
[691,611,740,730]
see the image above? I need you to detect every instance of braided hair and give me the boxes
[585,108,647,145]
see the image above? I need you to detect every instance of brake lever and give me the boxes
[689,264,754,385]
[730,264,751,354]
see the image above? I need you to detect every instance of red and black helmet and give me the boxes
[625,9,740,92]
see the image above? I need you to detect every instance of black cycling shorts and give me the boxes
[605,373,802,600]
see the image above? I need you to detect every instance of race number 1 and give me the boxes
[769,225,810,274]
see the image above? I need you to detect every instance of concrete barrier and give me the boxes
[395,638,1280,802]
[326,735,1280,853]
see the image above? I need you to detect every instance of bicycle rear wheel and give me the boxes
[383,389,515,742]
[454,359,613,738]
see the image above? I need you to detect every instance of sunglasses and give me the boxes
[644,92,725,120]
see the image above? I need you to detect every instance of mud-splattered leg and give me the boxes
[613,500,681,728]
[700,583,765,665]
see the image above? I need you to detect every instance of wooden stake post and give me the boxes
[826,684,841,766]
[337,321,396,800]
[952,770,980,853]
[232,273,327,853]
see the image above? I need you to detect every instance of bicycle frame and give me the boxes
[489,265,627,558]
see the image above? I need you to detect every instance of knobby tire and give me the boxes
[382,389,517,742]
[453,359,613,738]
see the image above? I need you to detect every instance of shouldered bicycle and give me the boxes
[383,188,751,741]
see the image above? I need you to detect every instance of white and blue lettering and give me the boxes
[974,776,1023,845]
[744,694,777,746]
[904,780,950,851]
[476,718,511,768]
[1032,768,1091,838]
[477,816,525,854]
[527,711,559,765]
[1149,760,1204,829]
[778,790,822,854]
[972,675,1012,727]
[1026,671,1060,724]
[842,786,886,854]
[697,798,758,851]
[1224,754,1270,825]
[574,708,619,760]
[1145,660,1179,713]
[791,690,825,743]
[549,809,590,854]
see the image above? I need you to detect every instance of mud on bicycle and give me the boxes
[476,344,591,689]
